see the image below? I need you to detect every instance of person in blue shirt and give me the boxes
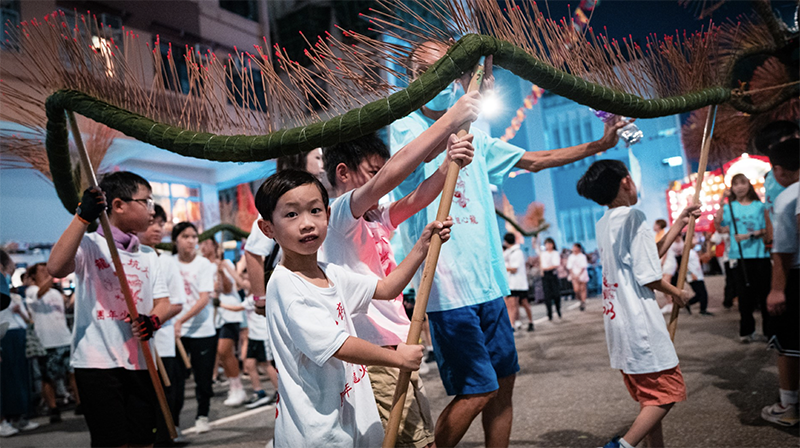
[715,173,772,342]
[390,40,628,448]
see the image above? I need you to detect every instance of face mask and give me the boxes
[424,83,456,112]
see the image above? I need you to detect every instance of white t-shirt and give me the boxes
[566,253,590,283]
[772,182,799,268]
[321,191,410,347]
[153,255,187,357]
[0,293,27,330]
[596,207,679,374]
[215,260,244,327]
[686,250,704,282]
[540,250,560,271]
[72,233,168,370]
[243,295,268,341]
[26,286,72,349]
[247,217,281,259]
[266,262,382,448]
[503,244,529,291]
[661,251,677,278]
[174,255,216,338]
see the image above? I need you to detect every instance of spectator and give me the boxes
[567,243,590,311]
[503,234,534,332]
[654,219,668,243]
[537,237,562,320]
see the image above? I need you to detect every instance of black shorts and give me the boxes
[246,339,268,362]
[38,345,71,382]
[765,269,799,357]
[74,368,157,447]
[217,322,240,341]
[508,290,529,303]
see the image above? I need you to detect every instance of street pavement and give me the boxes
[5,275,798,447]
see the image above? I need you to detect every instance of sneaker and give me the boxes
[424,351,436,364]
[514,320,523,330]
[194,416,211,433]
[266,391,278,406]
[685,305,692,315]
[699,310,714,316]
[173,428,189,444]
[579,303,586,311]
[419,361,430,375]
[0,421,18,437]
[761,402,799,427]
[245,391,271,409]
[14,419,39,431]
[527,322,535,332]
[601,436,621,448]
[49,408,62,424]
[224,388,247,407]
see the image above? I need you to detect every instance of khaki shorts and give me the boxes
[368,365,435,448]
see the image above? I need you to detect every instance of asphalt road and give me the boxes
[5,275,798,447]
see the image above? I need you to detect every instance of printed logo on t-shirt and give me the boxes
[453,175,470,209]
[340,364,367,406]
[602,275,618,320]
[335,301,345,325]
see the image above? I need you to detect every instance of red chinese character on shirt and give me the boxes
[340,382,353,406]
[95,258,111,270]
[336,302,345,321]
[352,364,367,384]
[97,310,105,320]
[602,275,618,320]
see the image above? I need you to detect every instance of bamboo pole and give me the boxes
[382,60,485,448]
[668,105,717,341]
[68,111,178,439]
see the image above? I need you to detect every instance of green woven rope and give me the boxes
[48,33,739,213]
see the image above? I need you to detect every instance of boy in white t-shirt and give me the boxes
[577,160,697,448]
[24,263,77,423]
[321,124,475,447]
[47,172,171,447]
[138,204,187,442]
[758,124,799,427]
[254,169,452,447]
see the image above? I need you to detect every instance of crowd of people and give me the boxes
[0,37,797,448]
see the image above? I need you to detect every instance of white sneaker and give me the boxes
[224,388,248,407]
[194,416,211,433]
[761,402,799,427]
[173,428,189,443]
[0,421,19,437]
[15,420,39,431]
[419,361,430,375]
[514,320,523,330]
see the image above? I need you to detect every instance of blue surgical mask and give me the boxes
[424,83,456,112]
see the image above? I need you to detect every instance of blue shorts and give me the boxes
[428,297,519,396]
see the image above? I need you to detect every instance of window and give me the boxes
[151,181,203,232]
[219,0,258,22]
[226,59,267,111]
[159,44,191,95]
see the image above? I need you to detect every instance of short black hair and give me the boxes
[277,150,314,173]
[0,249,12,271]
[753,121,800,155]
[503,233,516,246]
[171,222,198,254]
[153,204,167,222]
[255,169,329,222]
[98,171,151,215]
[655,219,667,230]
[323,133,390,188]
[577,160,629,206]
[768,138,800,171]
[544,237,557,250]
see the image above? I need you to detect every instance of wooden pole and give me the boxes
[154,346,171,387]
[382,60,485,448]
[68,111,178,439]
[668,105,717,341]
[176,337,192,369]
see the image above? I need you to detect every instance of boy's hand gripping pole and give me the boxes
[68,111,178,439]
[668,105,717,341]
[382,59,486,448]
